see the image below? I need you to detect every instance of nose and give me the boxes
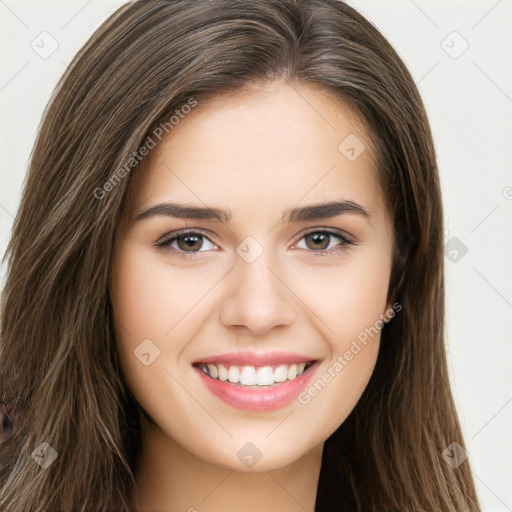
[219,252,297,336]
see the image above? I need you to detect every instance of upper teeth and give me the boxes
[197,363,309,386]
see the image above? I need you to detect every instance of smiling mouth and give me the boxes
[193,361,315,387]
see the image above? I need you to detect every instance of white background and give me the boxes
[1,1,511,510]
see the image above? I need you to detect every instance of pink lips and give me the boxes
[193,351,318,412]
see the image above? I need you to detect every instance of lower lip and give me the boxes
[194,363,318,412]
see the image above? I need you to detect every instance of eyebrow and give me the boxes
[132,199,371,224]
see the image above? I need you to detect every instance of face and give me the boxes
[111,81,394,473]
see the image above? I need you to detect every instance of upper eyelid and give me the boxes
[156,227,216,246]
[292,230,354,250]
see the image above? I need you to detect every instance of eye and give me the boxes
[293,229,354,256]
[155,228,354,259]
[155,229,217,258]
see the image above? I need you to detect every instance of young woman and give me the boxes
[0,0,481,510]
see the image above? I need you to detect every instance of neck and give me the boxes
[132,417,323,512]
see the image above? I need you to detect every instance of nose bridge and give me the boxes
[219,242,296,334]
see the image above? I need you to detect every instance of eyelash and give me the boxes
[155,228,354,260]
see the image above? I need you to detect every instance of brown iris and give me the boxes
[304,232,331,251]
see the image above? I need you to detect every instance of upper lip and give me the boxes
[193,351,317,366]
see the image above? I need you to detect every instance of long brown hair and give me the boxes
[0,0,481,510]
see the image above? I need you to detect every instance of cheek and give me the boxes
[110,244,226,399]
[296,341,380,442]
[110,245,186,386]
[289,248,391,341]
[110,246,207,430]
[287,249,389,432]
[111,245,215,341]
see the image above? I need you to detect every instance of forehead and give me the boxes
[125,81,385,222]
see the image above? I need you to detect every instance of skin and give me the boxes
[110,80,395,512]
